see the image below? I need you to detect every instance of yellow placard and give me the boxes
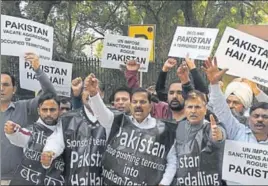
[128,24,155,62]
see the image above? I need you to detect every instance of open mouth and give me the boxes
[255,123,265,129]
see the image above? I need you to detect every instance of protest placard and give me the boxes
[215,27,268,87]
[222,140,268,185]
[1,15,54,60]
[19,57,73,97]
[101,34,152,72]
[168,26,218,60]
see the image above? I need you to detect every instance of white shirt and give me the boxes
[6,118,57,149]
[43,106,106,158]
[88,93,177,185]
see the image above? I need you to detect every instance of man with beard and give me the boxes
[156,57,209,102]
[84,74,176,185]
[1,53,56,185]
[4,93,64,185]
[40,75,108,185]
[223,78,268,124]
[203,57,268,185]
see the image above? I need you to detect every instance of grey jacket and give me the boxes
[0,68,56,179]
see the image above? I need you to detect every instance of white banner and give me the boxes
[1,15,54,60]
[19,57,73,97]
[101,34,152,72]
[168,26,218,60]
[215,27,268,87]
[222,140,268,185]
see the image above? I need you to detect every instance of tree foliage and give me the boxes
[2,0,268,60]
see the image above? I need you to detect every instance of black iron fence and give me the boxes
[4,55,267,104]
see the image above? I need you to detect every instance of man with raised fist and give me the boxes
[41,74,109,185]
[83,73,177,186]
[4,93,64,185]
[1,52,56,185]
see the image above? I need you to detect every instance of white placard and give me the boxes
[101,34,152,72]
[19,57,73,97]
[168,26,218,60]
[1,15,54,60]
[222,140,268,185]
[215,27,268,87]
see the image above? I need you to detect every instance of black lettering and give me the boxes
[5,20,11,28]
[134,34,148,40]
[107,53,112,60]
[225,47,234,56]
[227,35,235,43]
[229,164,235,172]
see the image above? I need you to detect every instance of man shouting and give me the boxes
[85,74,177,185]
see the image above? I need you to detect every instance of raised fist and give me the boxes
[24,52,40,71]
[84,73,99,97]
[162,58,177,72]
[72,77,83,97]
[41,151,55,168]
[4,121,20,134]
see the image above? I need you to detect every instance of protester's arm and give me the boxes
[24,53,56,115]
[255,90,268,103]
[159,144,176,185]
[124,60,140,89]
[203,57,247,140]
[176,62,193,99]
[71,77,83,109]
[156,70,168,102]
[86,74,114,133]
[242,79,268,103]
[185,56,209,94]
[210,84,246,140]
[190,69,209,94]
[125,70,139,89]
[72,95,83,109]
[156,59,177,102]
[89,93,114,134]
[209,116,226,147]
[43,121,65,159]
[5,123,31,148]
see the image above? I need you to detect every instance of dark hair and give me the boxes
[185,90,207,103]
[110,86,132,104]
[2,72,15,86]
[168,80,181,90]
[60,97,70,104]
[38,92,60,107]
[250,102,268,114]
[60,97,72,109]
[131,88,151,103]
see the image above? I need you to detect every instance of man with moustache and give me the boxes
[4,93,64,185]
[40,75,108,185]
[123,60,170,119]
[203,57,268,185]
[172,90,226,185]
[1,53,56,185]
[83,74,177,185]
[124,59,185,121]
